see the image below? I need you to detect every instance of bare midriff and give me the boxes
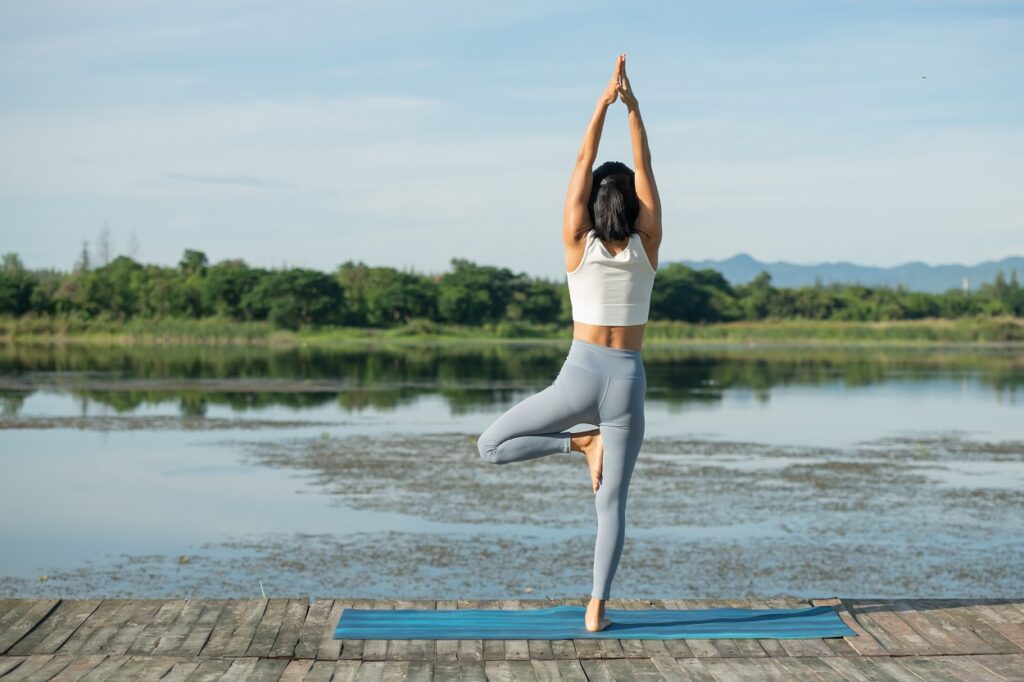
[572,320,646,351]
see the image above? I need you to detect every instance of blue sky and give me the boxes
[1,1,1021,280]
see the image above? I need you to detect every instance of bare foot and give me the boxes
[585,597,612,632]
[570,429,604,493]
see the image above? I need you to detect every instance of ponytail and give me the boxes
[593,176,630,242]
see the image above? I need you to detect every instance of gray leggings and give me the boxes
[476,338,646,600]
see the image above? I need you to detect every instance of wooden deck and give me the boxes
[0,597,1022,681]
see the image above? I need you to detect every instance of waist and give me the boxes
[565,338,644,378]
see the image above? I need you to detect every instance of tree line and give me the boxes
[1,249,1021,330]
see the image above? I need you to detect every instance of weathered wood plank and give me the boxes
[809,597,889,657]
[106,654,177,680]
[522,599,555,662]
[7,599,101,656]
[246,597,290,658]
[361,599,392,662]
[101,600,167,655]
[199,598,265,658]
[921,602,1024,655]
[182,656,233,682]
[150,600,205,656]
[561,596,600,660]
[270,598,310,658]
[125,599,187,656]
[244,657,290,682]
[318,599,351,661]
[0,599,60,654]
[433,600,458,663]
[177,599,229,657]
[217,656,258,682]
[58,601,127,656]
[457,599,485,662]
[659,599,712,658]
[845,598,939,657]
[46,654,109,681]
[77,654,131,681]
[755,598,835,659]
[479,599,505,662]
[498,599,529,661]
[294,598,334,660]
[352,598,385,659]
[278,658,314,681]
[4,653,73,681]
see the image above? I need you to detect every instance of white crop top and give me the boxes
[566,230,657,326]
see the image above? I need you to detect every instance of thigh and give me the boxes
[481,362,603,442]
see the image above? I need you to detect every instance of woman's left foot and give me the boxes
[570,430,604,493]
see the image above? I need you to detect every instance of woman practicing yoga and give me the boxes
[477,53,661,633]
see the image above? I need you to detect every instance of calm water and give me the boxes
[1,342,1022,599]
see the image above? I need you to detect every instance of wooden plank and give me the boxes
[479,600,505,662]
[923,600,1022,654]
[578,658,612,681]
[59,601,130,656]
[150,600,206,656]
[7,599,101,656]
[902,599,999,655]
[548,598,579,661]
[969,604,1024,650]
[627,656,673,680]
[159,659,202,682]
[969,653,1024,681]
[772,656,835,681]
[434,600,458,663]
[661,599,714,658]
[244,657,290,682]
[940,655,1013,682]
[385,599,414,661]
[625,599,672,660]
[199,598,265,658]
[77,654,131,681]
[176,599,228,657]
[337,599,370,662]
[328,659,362,682]
[676,658,727,682]
[270,598,310,658]
[46,654,109,681]
[895,656,967,682]
[457,599,484,662]
[318,599,351,661]
[182,657,233,682]
[404,659,432,682]
[809,597,889,657]
[125,599,188,656]
[278,658,314,681]
[301,660,338,682]
[889,600,971,655]
[246,597,290,658]
[522,599,554,662]
[615,599,648,659]
[217,656,259,682]
[682,658,739,681]
[723,655,794,681]
[648,654,702,681]
[380,660,411,681]
[0,657,27,677]
[530,658,590,682]
[822,655,913,681]
[353,660,385,681]
[756,598,835,659]
[77,600,142,655]
[107,654,178,680]
[294,598,335,660]
[0,599,60,654]
[4,653,73,681]
[676,599,738,658]
[563,596,600,660]
[101,600,167,655]
[844,598,939,656]
[361,599,392,662]
[498,599,528,661]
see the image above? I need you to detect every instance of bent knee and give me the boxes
[476,435,501,463]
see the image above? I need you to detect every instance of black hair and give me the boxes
[588,160,639,242]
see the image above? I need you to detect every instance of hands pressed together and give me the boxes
[601,53,638,109]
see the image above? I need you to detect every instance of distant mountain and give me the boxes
[675,253,1024,294]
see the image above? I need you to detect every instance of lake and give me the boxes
[1,341,1022,600]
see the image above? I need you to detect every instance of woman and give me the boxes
[477,53,661,633]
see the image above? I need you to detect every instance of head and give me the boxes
[589,161,639,242]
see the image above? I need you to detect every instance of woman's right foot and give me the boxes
[570,429,604,493]
[585,597,612,632]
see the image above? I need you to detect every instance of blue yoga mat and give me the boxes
[334,604,857,640]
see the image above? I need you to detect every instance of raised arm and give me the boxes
[563,55,624,247]
[617,58,662,249]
